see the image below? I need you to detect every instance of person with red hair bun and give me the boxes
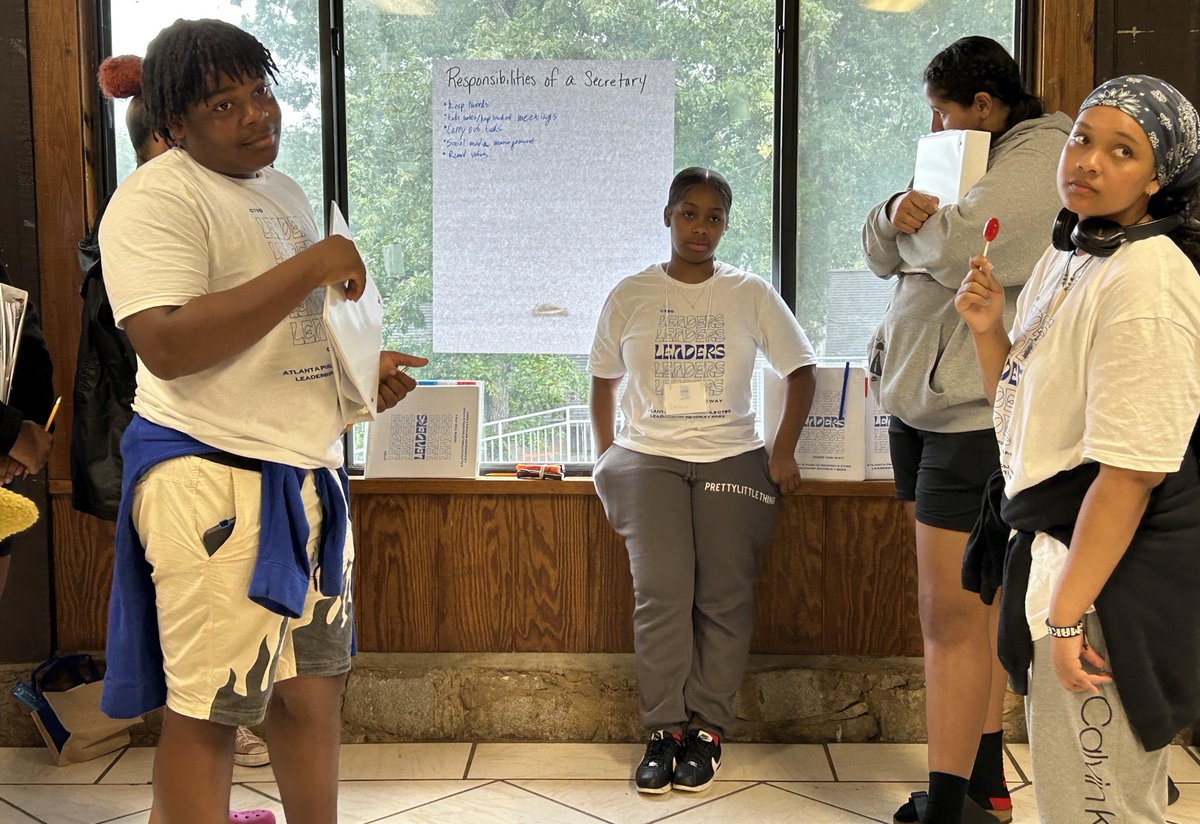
[97,54,169,165]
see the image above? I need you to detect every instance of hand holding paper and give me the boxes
[377,351,428,412]
[313,235,366,301]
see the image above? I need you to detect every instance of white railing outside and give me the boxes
[480,363,769,465]
[481,405,600,464]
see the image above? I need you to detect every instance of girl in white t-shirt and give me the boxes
[589,167,816,795]
[956,75,1200,822]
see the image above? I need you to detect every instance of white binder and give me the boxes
[912,129,990,206]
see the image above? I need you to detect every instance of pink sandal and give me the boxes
[228,811,276,824]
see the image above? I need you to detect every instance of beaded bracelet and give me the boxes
[1045,619,1085,638]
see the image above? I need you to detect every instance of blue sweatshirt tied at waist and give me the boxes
[101,414,350,720]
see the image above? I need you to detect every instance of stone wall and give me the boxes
[2,654,1032,749]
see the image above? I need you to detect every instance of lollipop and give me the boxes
[982,217,1000,257]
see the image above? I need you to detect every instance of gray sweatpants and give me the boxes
[1027,614,1169,823]
[592,445,780,736]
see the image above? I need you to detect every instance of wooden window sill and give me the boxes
[51,476,896,498]
[348,476,897,497]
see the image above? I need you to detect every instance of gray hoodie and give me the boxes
[862,111,1073,432]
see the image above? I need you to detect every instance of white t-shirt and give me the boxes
[588,262,816,462]
[993,237,1200,640]
[100,149,346,469]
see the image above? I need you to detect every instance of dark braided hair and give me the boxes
[667,167,733,214]
[141,18,278,142]
[923,36,1044,135]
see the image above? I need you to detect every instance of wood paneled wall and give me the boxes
[352,481,921,655]
[1029,0,1097,116]
[29,0,96,483]
[50,479,920,656]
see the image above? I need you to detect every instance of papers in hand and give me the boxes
[912,129,990,206]
[0,284,28,405]
[324,202,383,424]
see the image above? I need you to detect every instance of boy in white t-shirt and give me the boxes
[98,19,425,824]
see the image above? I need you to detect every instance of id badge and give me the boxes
[663,381,708,415]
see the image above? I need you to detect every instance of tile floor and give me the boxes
[0,742,1197,823]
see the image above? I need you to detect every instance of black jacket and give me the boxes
[0,261,55,453]
[964,430,1200,751]
[70,198,137,521]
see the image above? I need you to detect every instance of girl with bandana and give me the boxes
[957,75,1200,822]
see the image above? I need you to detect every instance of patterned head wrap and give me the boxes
[1080,74,1200,192]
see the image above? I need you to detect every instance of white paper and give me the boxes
[912,129,990,206]
[324,202,383,423]
[0,284,28,405]
[431,59,675,354]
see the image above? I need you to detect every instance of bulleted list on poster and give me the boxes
[365,383,484,478]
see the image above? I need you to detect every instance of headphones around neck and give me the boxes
[1051,208,1185,257]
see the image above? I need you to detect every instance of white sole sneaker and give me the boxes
[635,782,673,795]
[233,751,271,768]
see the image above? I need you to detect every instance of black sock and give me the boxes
[968,730,1008,800]
[925,771,968,824]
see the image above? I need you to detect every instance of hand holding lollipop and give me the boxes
[957,217,1005,331]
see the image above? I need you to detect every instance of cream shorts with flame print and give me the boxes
[131,455,354,727]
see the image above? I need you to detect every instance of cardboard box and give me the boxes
[764,362,892,482]
[364,383,483,478]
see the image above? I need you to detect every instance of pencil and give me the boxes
[44,396,61,431]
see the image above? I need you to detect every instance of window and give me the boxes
[340,1,777,465]
[792,2,1015,358]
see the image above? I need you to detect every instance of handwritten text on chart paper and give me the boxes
[443,64,651,94]
[439,100,560,159]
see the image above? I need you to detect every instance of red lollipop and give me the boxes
[982,217,1000,257]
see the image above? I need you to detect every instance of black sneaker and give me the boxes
[635,730,681,794]
[672,729,721,792]
[893,793,1012,823]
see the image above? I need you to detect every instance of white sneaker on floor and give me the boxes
[233,726,270,767]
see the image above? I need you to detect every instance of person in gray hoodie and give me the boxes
[860,36,1071,824]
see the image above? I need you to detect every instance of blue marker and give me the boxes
[837,361,850,421]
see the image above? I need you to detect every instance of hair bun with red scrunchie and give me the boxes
[97,55,143,100]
